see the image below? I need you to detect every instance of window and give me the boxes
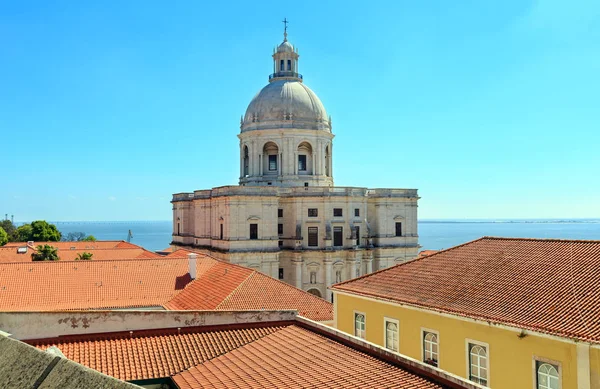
[268,155,277,171]
[280,59,284,71]
[537,362,559,389]
[249,224,258,240]
[177,222,180,235]
[384,319,399,352]
[355,208,360,217]
[333,226,343,247]
[468,343,488,386]
[287,59,291,71]
[395,222,402,237]
[278,223,283,236]
[278,208,283,218]
[355,226,360,246]
[333,208,343,217]
[423,332,438,367]
[220,224,223,240]
[278,268,284,280]
[308,227,318,247]
[298,155,307,171]
[354,313,365,339]
[308,208,318,217]
[278,240,283,248]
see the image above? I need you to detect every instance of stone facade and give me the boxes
[172,28,419,301]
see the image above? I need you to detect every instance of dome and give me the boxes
[242,80,330,132]
[277,41,294,53]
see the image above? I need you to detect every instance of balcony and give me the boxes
[269,72,303,81]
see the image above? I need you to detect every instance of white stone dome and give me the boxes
[277,41,294,53]
[242,80,330,132]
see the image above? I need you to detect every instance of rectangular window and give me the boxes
[298,155,307,171]
[384,319,399,352]
[468,342,488,386]
[278,268,284,279]
[278,240,283,248]
[395,222,402,237]
[220,224,223,240]
[287,59,291,71]
[423,331,439,367]
[268,155,277,171]
[536,360,559,389]
[280,59,284,71]
[308,208,318,217]
[355,208,360,217]
[308,227,318,247]
[354,313,366,339]
[333,226,343,247]
[333,208,343,217]
[355,226,360,246]
[249,224,258,240]
[278,208,283,218]
[278,223,283,236]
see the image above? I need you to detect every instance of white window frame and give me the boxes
[532,356,562,389]
[420,328,440,367]
[383,317,399,352]
[465,339,489,387]
[353,311,366,339]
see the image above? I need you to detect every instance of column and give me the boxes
[240,147,244,178]
[324,260,332,302]
[577,343,590,389]
[278,153,282,176]
[294,260,303,289]
[312,152,316,176]
[365,258,373,274]
[259,154,263,176]
[348,260,356,281]
[294,151,298,175]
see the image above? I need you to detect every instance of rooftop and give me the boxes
[0,251,333,321]
[2,310,478,389]
[332,236,600,343]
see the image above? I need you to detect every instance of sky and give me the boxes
[1,0,599,221]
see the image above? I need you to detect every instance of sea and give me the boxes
[45,219,600,252]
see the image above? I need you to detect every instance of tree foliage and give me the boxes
[62,232,96,242]
[30,220,61,241]
[0,227,8,246]
[16,224,33,242]
[31,245,60,261]
[0,220,16,241]
[75,252,93,260]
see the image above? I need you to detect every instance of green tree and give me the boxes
[0,227,8,246]
[31,245,60,261]
[75,252,93,260]
[30,220,61,242]
[82,235,96,242]
[16,224,33,242]
[0,220,17,241]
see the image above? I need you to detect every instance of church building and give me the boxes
[171,25,419,301]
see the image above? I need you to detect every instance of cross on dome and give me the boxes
[282,18,288,42]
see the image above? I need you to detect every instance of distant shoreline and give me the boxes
[11,219,600,225]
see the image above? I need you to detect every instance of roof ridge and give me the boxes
[332,236,488,289]
[215,269,256,308]
[0,257,190,266]
[481,236,600,243]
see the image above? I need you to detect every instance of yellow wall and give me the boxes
[591,347,600,389]
[335,292,584,389]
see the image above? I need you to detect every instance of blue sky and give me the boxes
[1,0,599,221]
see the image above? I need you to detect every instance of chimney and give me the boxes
[187,253,198,280]
[27,241,35,248]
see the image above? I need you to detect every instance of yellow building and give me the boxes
[331,237,600,389]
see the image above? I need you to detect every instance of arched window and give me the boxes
[354,313,365,339]
[385,320,398,352]
[243,145,249,177]
[423,332,438,367]
[537,362,559,389]
[468,344,488,386]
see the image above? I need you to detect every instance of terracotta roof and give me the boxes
[0,241,158,263]
[165,249,198,258]
[173,325,444,389]
[165,260,333,322]
[0,254,333,320]
[0,258,193,310]
[418,249,439,257]
[333,237,600,343]
[29,324,287,382]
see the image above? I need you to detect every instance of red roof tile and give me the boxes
[29,324,287,381]
[173,325,444,389]
[0,258,194,310]
[333,237,600,343]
